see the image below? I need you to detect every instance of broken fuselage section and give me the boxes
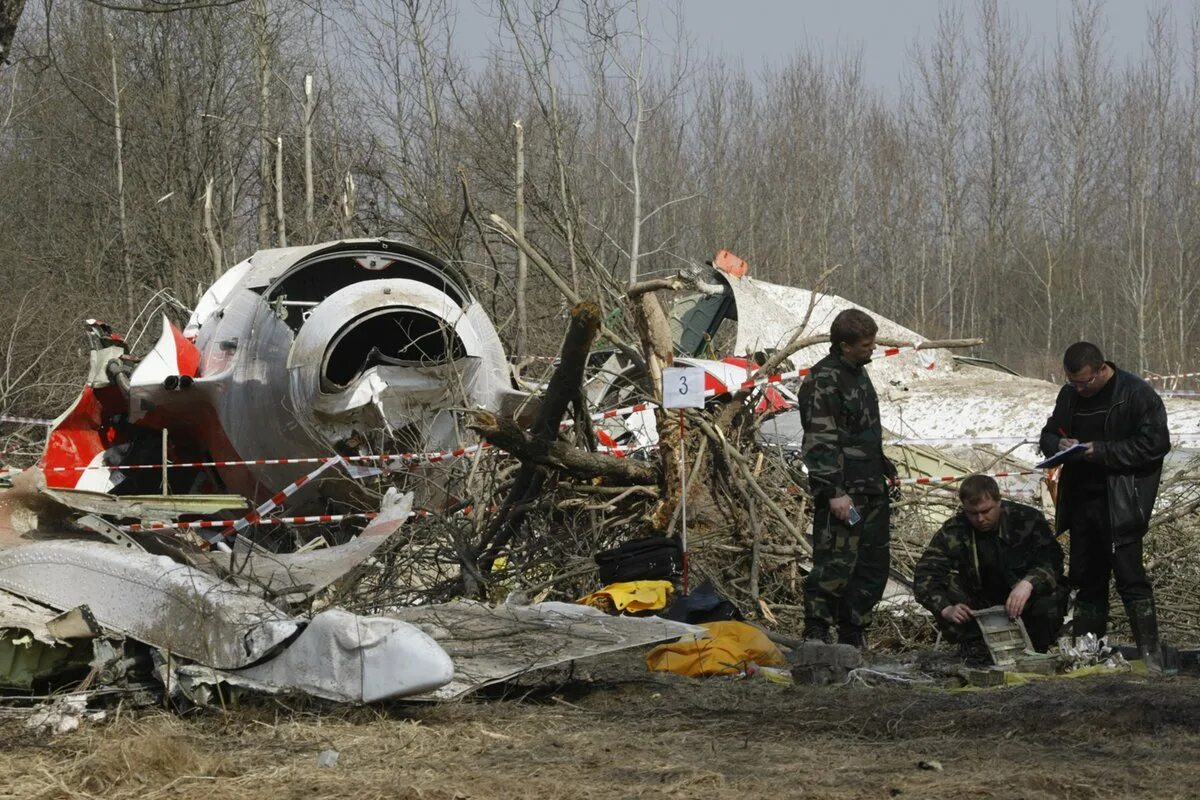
[43,239,514,507]
[1,239,694,704]
[2,240,515,703]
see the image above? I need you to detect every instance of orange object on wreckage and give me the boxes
[712,249,749,278]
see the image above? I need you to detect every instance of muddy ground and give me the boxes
[2,652,1200,800]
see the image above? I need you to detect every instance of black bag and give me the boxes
[665,579,743,624]
[594,536,682,584]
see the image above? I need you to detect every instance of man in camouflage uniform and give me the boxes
[797,308,895,647]
[913,474,1067,654]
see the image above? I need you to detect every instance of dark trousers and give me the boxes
[1066,489,1154,638]
[804,494,890,632]
[935,587,1068,653]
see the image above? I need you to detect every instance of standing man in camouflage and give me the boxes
[913,475,1067,655]
[1039,341,1170,660]
[797,308,895,647]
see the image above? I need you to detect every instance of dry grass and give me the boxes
[5,653,1200,800]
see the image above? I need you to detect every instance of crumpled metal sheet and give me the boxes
[196,490,414,602]
[0,589,59,644]
[0,540,296,669]
[42,487,250,522]
[723,275,949,384]
[1059,632,1129,671]
[179,608,455,703]
[390,600,701,700]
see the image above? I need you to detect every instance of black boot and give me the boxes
[1071,600,1109,641]
[802,621,832,643]
[1127,599,1161,666]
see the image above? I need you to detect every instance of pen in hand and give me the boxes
[1058,427,1079,452]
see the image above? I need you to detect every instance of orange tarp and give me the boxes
[646,620,786,677]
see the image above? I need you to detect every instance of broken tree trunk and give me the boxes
[624,283,723,538]
[469,412,656,485]
[473,302,603,576]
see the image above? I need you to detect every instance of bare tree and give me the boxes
[908,4,970,336]
[107,16,134,321]
[303,73,314,240]
[582,0,693,289]
[1166,6,1200,369]
[496,0,583,293]
[253,0,272,246]
[1115,6,1175,373]
[513,118,527,357]
[972,0,1029,348]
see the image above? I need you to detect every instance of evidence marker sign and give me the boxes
[662,366,706,410]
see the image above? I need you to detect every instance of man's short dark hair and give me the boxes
[1063,341,1105,373]
[830,309,878,347]
[959,474,1001,505]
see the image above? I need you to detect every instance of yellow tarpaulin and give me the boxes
[576,580,674,614]
[645,620,787,678]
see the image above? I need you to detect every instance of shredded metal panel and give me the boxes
[392,600,699,700]
[0,589,59,643]
[0,540,296,669]
[43,488,250,521]
[194,491,414,601]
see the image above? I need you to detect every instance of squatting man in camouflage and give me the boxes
[797,308,897,648]
[1039,341,1171,661]
[913,475,1068,655]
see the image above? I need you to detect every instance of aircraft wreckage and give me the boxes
[1,240,1198,703]
[0,240,694,703]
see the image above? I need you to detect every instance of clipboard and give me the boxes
[1035,442,1088,469]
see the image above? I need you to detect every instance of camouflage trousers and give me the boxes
[935,586,1069,653]
[803,494,890,633]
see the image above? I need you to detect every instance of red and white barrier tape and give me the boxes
[43,434,658,474]
[118,505,491,534]
[1147,370,1200,381]
[888,434,1200,449]
[122,512,378,533]
[46,445,490,474]
[885,436,1035,447]
[0,414,55,427]
[889,469,1041,487]
[232,456,347,532]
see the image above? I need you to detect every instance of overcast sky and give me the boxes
[453,0,1196,92]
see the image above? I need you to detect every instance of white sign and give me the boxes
[662,366,706,409]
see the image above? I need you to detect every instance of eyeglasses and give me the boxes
[1065,373,1099,389]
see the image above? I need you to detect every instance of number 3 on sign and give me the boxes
[662,366,706,409]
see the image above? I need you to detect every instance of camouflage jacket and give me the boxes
[913,500,1064,616]
[797,345,892,498]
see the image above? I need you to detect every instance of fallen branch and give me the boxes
[474,301,605,575]
[626,273,693,299]
[468,410,658,485]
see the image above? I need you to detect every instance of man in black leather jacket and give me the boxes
[1039,341,1170,660]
